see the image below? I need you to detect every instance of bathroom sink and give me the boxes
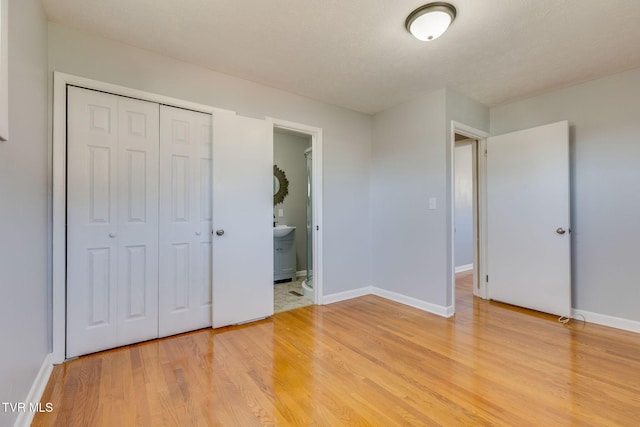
[273,225,295,238]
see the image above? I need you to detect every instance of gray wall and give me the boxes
[0,0,49,426]
[372,89,449,306]
[490,67,640,322]
[454,141,474,267]
[48,23,373,296]
[371,89,488,309]
[274,131,312,272]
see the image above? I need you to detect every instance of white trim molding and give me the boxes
[322,286,372,305]
[450,120,490,310]
[323,286,454,318]
[455,263,474,273]
[372,287,454,318]
[13,353,53,427]
[572,309,640,334]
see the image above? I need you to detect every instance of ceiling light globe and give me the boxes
[406,3,457,41]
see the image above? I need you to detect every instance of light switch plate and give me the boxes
[428,197,437,210]
[278,209,284,217]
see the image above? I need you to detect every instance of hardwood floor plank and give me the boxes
[34,272,640,426]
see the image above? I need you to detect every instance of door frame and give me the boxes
[266,117,324,305]
[450,121,489,311]
[51,72,232,364]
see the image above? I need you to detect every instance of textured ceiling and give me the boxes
[42,0,640,114]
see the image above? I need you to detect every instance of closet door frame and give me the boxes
[52,73,233,364]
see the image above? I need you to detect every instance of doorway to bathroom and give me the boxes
[269,118,323,313]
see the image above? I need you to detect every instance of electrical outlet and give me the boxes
[428,197,437,210]
[278,209,284,217]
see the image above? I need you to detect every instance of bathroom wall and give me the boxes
[274,130,312,272]
[454,141,474,268]
[48,23,373,297]
[0,0,49,426]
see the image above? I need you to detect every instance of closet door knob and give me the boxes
[215,229,225,236]
[195,231,202,236]
[109,232,117,238]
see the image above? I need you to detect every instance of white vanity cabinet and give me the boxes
[274,231,296,281]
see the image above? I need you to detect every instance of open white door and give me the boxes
[487,121,571,317]
[212,113,273,327]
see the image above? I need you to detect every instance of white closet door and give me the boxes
[158,105,213,337]
[212,113,273,327]
[67,87,160,358]
[116,97,160,347]
[67,87,119,357]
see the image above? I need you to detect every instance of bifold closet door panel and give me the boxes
[115,96,160,347]
[67,88,160,358]
[67,87,119,358]
[158,105,213,337]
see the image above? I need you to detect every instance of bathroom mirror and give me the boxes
[273,176,280,195]
[273,164,289,205]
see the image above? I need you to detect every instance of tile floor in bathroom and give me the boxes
[274,276,314,313]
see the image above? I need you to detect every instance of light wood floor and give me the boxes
[34,272,640,426]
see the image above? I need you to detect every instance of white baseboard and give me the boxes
[14,353,53,427]
[444,304,456,317]
[321,286,372,305]
[572,309,640,334]
[323,287,639,333]
[296,270,307,278]
[372,287,454,318]
[455,264,473,273]
[322,285,453,318]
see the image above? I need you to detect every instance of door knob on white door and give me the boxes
[555,227,566,235]
[108,232,117,238]
[195,231,201,236]
[215,229,225,236]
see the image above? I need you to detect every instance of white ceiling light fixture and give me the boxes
[405,2,457,41]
